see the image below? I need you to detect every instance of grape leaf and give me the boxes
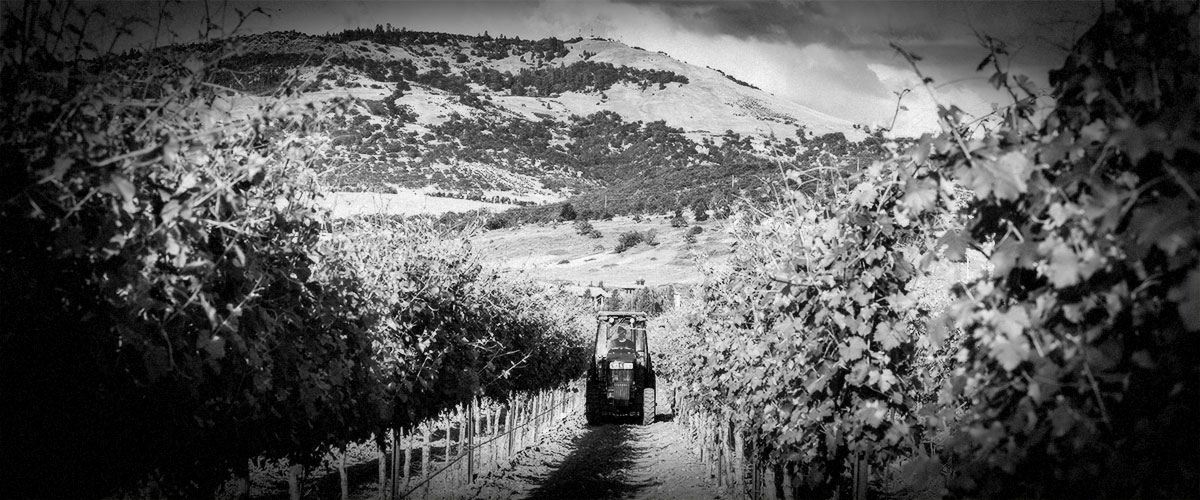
[956,151,1033,200]
[990,335,1030,371]
[989,307,1032,371]
[1169,267,1200,331]
[937,229,972,262]
[990,238,1025,277]
[840,337,868,361]
[858,400,886,427]
[900,177,938,213]
[1129,197,1195,256]
[926,312,950,350]
[874,322,902,350]
[1040,239,1103,288]
[850,182,878,207]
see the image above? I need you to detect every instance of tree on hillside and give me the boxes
[670,208,688,228]
[559,202,578,221]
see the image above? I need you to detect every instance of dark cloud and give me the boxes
[620,1,1099,59]
[623,1,851,46]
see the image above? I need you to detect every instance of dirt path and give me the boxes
[469,415,721,500]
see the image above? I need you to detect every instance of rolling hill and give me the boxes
[138,27,881,220]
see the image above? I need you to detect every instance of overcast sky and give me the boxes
[78,0,1104,135]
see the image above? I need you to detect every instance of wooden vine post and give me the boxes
[533,392,541,443]
[506,398,515,458]
[442,416,452,489]
[733,417,741,494]
[234,459,251,500]
[287,463,302,500]
[467,399,475,484]
[378,438,387,499]
[851,450,868,500]
[489,404,498,472]
[338,448,348,500]
[390,429,400,500]
[421,423,431,497]
[402,429,412,493]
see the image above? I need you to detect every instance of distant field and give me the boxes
[319,190,518,218]
[471,215,736,287]
[319,188,733,286]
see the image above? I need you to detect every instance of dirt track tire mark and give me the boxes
[472,415,720,500]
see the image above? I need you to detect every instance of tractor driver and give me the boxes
[609,324,635,351]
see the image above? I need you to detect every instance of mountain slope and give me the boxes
[166,28,873,215]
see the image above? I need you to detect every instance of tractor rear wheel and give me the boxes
[641,388,655,425]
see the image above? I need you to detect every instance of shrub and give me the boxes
[573,219,594,236]
[558,202,577,221]
[614,231,645,253]
[670,209,687,228]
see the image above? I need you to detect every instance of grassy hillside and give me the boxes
[472,214,734,286]
[107,28,882,222]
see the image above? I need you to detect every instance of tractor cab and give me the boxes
[586,311,655,425]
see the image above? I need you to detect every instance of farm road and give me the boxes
[469,415,721,500]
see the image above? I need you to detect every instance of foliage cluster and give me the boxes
[603,286,675,316]
[325,25,576,63]
[0,8,589,498]
[654,3,1199,499]
[573,218,602,238]
[926,4,1199,497]
[321,219,591,430]
[613,229,659,253]
[670,208,688,228]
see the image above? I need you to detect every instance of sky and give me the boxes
[66,0,1105,135]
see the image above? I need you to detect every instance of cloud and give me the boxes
[81,0,1100,135]
[631,1,848,47]
[596,0,1100,134]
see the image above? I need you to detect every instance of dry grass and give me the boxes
[471,215,735,287]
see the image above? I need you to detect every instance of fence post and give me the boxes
[852,450,868,500]
[442,415,452,488]
[467,399,475,484]
[398,426,408,498]
[339,448,349,500]
[533,392,541,443]
[378,438,388,500]
[421,423,431,497]
[782,460,795,500]
[287,462,302,500]
[506,398,515,457]
[234,458,251,500]
[750,431,760,500]
[719,413,726,487]
[402,429,412,494]
[487,404,496,474]
[733,421,743,497]
[513,398,521,453]
[520,395,528,450]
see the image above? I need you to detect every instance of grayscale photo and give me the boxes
[1,0,1197,499]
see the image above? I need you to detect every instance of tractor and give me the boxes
[585,311,656,425]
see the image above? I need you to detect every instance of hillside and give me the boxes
[471,214,735,286]
[126,28,876,219]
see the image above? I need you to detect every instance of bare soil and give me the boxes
[468,415,721,500]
